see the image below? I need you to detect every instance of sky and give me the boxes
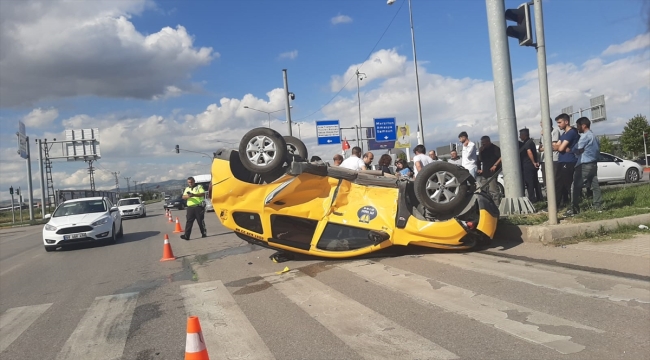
[0,0,649,202]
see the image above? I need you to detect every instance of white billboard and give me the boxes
[65,128,101,161]
[17,121,28,159]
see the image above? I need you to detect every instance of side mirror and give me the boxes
[110,206,119,213]
[44,214,51,220]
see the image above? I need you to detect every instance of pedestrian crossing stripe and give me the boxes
[338,260,604,355]
[0,259,622,358]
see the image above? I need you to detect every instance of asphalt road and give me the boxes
[1,203,649,360]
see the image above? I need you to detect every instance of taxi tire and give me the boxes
[239,128,287,174]
[413,162,470,215]
[283,136,308,162]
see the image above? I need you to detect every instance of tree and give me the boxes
[620,114,650,155]
[599,135,614,154]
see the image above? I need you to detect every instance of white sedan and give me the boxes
[117,197,147,218]
[42,197,123,252]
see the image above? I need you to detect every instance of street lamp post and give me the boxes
[388,0,424,146]
[243,106,291,128]
[355,69,367,150]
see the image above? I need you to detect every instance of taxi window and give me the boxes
[316,223,375,251]
[269,215,318,251]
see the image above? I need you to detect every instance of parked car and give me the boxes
[164,196,186,210]
[42,197,123,252]
[210,127,498,259]
[117,197,146,218]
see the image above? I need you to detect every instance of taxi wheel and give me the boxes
[239,128,287,174]
[284,136,308,162]
[414,162,470,215]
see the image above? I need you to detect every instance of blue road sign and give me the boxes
[374,117,396,142]
[316,120,341,145]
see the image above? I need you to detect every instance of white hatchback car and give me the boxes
[42,197,123,252]
[117,197,147,218]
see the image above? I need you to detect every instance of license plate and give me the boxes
[64,233,86,240]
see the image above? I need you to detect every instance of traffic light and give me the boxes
[9,186,13,195]
[505,3,533,47]
[175,145,180,154]
[16,188,20,196]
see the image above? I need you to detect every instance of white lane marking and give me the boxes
[424,253,650,305]
[0,303,53,352]
[55,292,138,360]
[0,264,22,277]
[262,270,458,360]
[340,261,604,355]
[180,280,275,360]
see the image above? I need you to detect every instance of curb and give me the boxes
[496,214,650,245]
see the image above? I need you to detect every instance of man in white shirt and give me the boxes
[340,146,367,171]
[412,144,433,177]
[458,131,478,178]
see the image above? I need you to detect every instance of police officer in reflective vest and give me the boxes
[180,177,207,240]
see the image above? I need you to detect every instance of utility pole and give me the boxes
[485,0,534,214]
[87,160,96,191]
[532,0,557,225]
[18,187,23,223]
[282,69,293,136]
[355,69,367,151]
[133,180,138,194]
[111,171,120,195]
[124,177,131,193]
[36,139,46,218]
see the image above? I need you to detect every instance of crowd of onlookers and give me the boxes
[323,113,602,217]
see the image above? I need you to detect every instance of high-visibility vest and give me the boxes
[184,186,204,207]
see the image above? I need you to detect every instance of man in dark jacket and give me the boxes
[477,136,502,205]
[519,128,541,203]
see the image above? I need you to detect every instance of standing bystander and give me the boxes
[552,114,580,210]
[568,117,602,216]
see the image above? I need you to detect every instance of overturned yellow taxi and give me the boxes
[211,128,499,259]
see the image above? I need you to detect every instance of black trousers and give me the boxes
[522,164,540,203]
[555,162,575,208]
[184,206,206,238]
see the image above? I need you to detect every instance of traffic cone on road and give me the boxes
[185,316,210,360]
[160,234,176,262]
[168,211,174,223]
[173,217,184,233]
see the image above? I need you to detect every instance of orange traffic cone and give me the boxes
[185,316,210,360]
[173,217,184,233]
[160,234,176,262]
[168,211,174,223]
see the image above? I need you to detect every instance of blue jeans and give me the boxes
[572,162,602,212]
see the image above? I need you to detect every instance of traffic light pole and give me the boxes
[10,190,15,224]
[19,187,23,223]
[37,139,46,219]
[533,0,558,225]
[485,0,534,214]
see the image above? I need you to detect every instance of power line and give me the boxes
[293,0,406,121]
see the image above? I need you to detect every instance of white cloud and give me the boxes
[22,108,59,127]
[330,48,407,91]
[331,14,353,25]
[1,35,649,202]
[152,86,184,100]
[602,33,650,56]
[278,50,298,60]
[0,0,216,107]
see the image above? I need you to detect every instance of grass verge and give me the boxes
[553,223,647,246]
[501,184,650,226]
